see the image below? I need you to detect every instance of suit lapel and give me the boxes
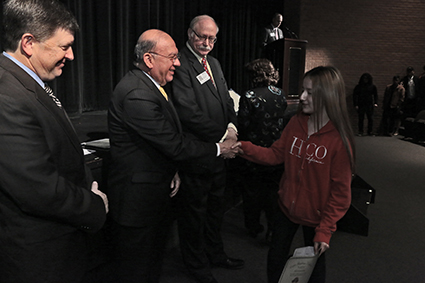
[165,97,183,133]
[160,85,182,133]
[207,56,225,96]
[202,59,219,97]
[35,86,82,151]
[206,56,231,122]
[0,55,82,154]
[182,48,231,123]
[185,48,221,102]
[135,70,183,133]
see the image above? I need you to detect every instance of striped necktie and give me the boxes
[159,86,168,101]
[44,84,62,108]
[201,57,215,88]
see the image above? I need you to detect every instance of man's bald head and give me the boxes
[134,29,172,66]
[133,29,180,86]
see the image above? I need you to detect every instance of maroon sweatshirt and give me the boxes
[240,113,352,244]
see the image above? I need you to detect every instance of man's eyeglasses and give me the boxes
[149,52,181,63]
[191,29,217,44]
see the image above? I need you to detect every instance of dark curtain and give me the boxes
[0,0,286,116]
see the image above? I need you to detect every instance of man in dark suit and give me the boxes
[401,66,420,120]
[172,15,244,283]
[107,29,238,283]
[0,1,108,282]
[261,13,298,51]
[261,13,285,47]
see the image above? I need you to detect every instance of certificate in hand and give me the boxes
[278,246,319,283]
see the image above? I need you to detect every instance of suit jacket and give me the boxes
[0,54,106,283]
[238,86,287,147]
[237,85,287,174]
[171,46,237,173]
[261,24,284,46]
[353,84,378,108]
[107,68,216,227]
[402,75,420,101]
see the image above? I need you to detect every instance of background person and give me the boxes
[353,72,378,136]
[401,66,420,122]
[0,0,108,282]
[237,66,355,283]
[261,13,285,47]
[261,12,297,48]
[380,75,405,136]
[237,58,287,241]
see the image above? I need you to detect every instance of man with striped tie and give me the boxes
[172,15,243,283]
[0,0,108,282]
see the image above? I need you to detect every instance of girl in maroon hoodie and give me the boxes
[237,66,355,283]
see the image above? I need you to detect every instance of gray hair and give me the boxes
[133,38,156,66]
[189,15,219,33]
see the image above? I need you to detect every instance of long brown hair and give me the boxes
[301,66,356,173]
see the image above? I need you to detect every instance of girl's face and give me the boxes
[300,77,314,114]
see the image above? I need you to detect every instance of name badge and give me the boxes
[270,32,275,37]
[197,71,211,85]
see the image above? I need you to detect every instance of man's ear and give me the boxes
[21,33,36,57]
[143,52,154,69]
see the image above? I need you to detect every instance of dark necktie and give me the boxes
[201,57,215,88]
[44,84,62,108]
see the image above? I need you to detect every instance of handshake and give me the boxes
[218,128,244,159]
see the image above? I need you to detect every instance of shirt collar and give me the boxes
[143,70,161,89]
[186,41,205,63]
[3,51,45,88]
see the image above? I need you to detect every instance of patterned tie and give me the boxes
[201,57,215,88]
[159,86,168,101]
[44,84,62,108]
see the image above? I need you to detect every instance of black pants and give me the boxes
[109,215,172,283]
[176,169,227,278]
[357,105,374,134]
[381,107,400,135]
[241,170,280,234]
[268,210,326,283]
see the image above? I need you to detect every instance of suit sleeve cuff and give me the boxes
[227,123,238,133]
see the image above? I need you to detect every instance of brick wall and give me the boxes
[299,0,425,133]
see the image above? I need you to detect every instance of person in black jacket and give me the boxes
[380,76,405,136]
[237,58,287,241]
[353,73,378,136]
[401,66,420,121]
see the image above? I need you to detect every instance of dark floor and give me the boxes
[72,111,425,282]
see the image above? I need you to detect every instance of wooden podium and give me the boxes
[264,38,308,99]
